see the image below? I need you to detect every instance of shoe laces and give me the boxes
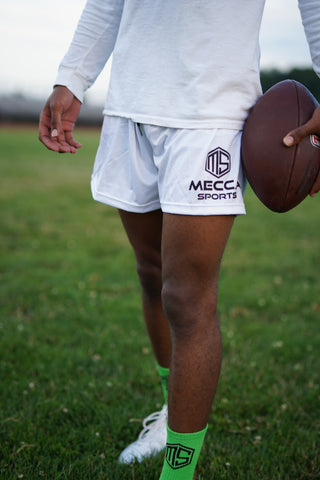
[138,405,168,441]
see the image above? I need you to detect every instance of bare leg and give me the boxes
[161,213,234,432]
[119,209,234,433]
[118,209,171,368]
[117,213,170,465]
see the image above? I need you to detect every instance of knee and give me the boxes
[136,260,162,301]
[161,279,218,339]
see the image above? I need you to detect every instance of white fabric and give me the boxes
[299,0,320,77]
[91,117,246,215]
[55,0,320,129]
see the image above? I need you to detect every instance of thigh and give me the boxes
[118,209,163,266]
[119,209,234,292]
[161,213,234,290]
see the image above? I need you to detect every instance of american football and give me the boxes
[241,79,320,212]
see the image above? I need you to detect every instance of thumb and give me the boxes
[283,127,308,147]
[283,104,320,147]
[50,103,63,138]
[283,122,313,147]
[49,85,74,138]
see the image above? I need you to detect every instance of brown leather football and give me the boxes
[241,80,320,212]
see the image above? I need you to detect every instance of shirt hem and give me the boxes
[102,109,245,130]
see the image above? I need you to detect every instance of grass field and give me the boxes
[0,126,319,480]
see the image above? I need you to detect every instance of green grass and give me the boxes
[0,126,319,479]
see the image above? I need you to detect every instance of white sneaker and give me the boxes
[118,404,168,464]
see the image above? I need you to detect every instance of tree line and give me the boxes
[260,67,320,99]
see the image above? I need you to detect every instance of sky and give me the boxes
[0,0,314,105]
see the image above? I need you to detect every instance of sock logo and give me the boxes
[165,443,195,469]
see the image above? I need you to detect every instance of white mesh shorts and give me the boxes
[91,116,246,215]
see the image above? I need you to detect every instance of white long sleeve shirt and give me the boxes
[55,0,320,129]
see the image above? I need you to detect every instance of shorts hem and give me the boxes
[91,188,161,213]
[92,188,246,215]
[161,203,246,216]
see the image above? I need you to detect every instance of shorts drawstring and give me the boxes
[137,122,143,136]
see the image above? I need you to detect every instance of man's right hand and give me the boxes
[39,85,82,153]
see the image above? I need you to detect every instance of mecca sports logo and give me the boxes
[165,443,195,470]
[205,147,231,178]
[188,147,240,201]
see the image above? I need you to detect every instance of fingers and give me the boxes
[282,105,320,197]
[39,124,80,153]
[283,123,311,147]
[283,120,314,147]
[49,90,79,153]
[39,115,79,153]
[38,101,62,152]
[50,129,80,154]
[49,109,78,153]
[283,120,315,147]
[38,86,82,153]
[64,130,82,150]
[283,104,320,147]
[50,104,62,145]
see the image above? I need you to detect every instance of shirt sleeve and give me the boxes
[298,0,320,78]
[54,0,125,102]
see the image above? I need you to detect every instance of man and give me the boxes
[39,1,320,478]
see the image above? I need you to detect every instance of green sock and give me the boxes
[159,425,208,480]
[156,363,170,404]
